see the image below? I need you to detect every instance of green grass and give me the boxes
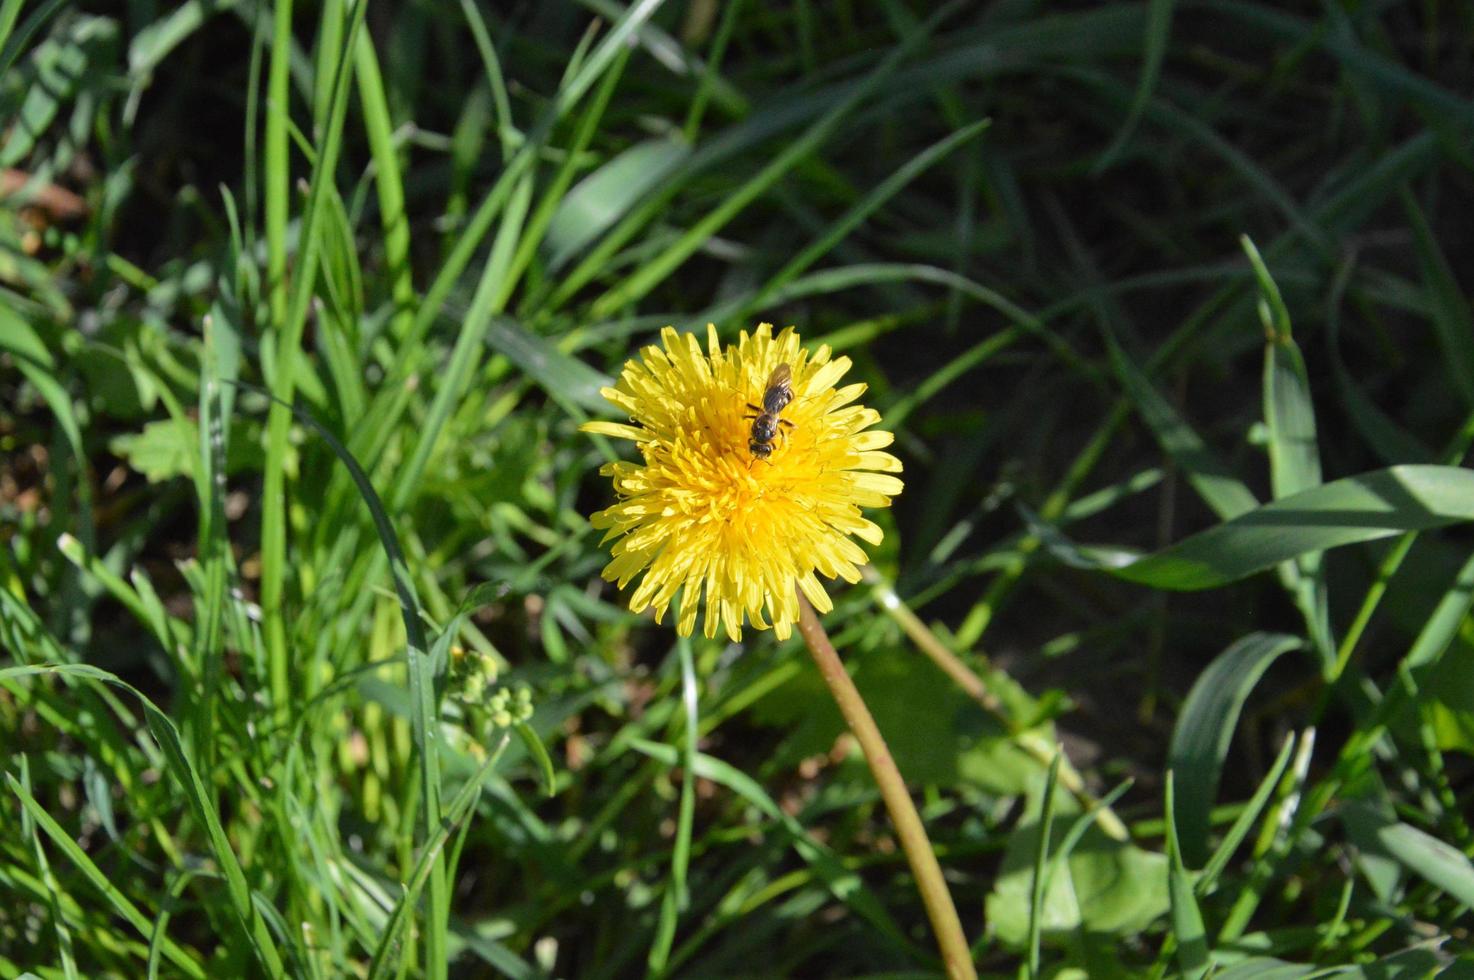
[4,1,1474,977]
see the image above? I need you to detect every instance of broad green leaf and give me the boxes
[1340,798,1403,903]
[1358,806,1474,908]
[987,786,1169,947]
[109,417,263,483]
[544,137,689,270]
[486,318,612,414]
[1209,960,1322,980]
[1103,465,1474,590]
[109,418,197,483]
[1169,633,1300,866]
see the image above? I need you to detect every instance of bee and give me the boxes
[746,363,796,461]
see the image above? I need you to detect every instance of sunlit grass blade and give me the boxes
[647,637,700,975]
[743,118,992,317]
[544,136,687,272]
[4,663,282,976]
[8,768,207,979]
[352,28,414,342]
[235,382,444,973]
[587,1,963,318]
[1195,731,1297,895]
[365,745,506,980]
[0,0,66,80]
[16,756,79,980]
[1100,465,1474,590]
[258,0,370,728]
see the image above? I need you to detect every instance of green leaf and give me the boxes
[1340,798,1404,904]
[1244,235,1331,662]
[1101,465,1474,590]
[109,416,263,483]
[2,16,117,168]
[1422,644,1474,755]
[109,418,196,483]
[1209,960,1322,980]
[1197,732,1297,894]
[0,303,54,366]
[987,786,1169,947]
[544,137,689,270]
[1343,802,1474,908]
[1168,633,1300,866]
[513,722,556,798]
[485,318,612,414]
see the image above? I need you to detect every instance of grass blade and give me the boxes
[4,663,281,976]
[587,1,962,318]
[1168,633,1301,866]
[1164,771,1209,979]
[1105,329,1258,520]
[1111,465,1474,590]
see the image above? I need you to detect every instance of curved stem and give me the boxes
[796,597,977,980]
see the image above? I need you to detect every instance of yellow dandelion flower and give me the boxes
[582,323,904,642]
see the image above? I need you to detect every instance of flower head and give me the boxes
[582,323,903,642]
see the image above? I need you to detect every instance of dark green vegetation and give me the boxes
[4,0,1474,976]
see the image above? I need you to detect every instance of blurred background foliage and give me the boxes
[2,0,1473,976]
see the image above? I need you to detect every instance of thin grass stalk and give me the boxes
[863,566,1129,842]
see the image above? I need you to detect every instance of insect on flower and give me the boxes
[581,323,903,642]
[745,362,796,461]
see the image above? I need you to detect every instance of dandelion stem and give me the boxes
[796,596,977,980]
